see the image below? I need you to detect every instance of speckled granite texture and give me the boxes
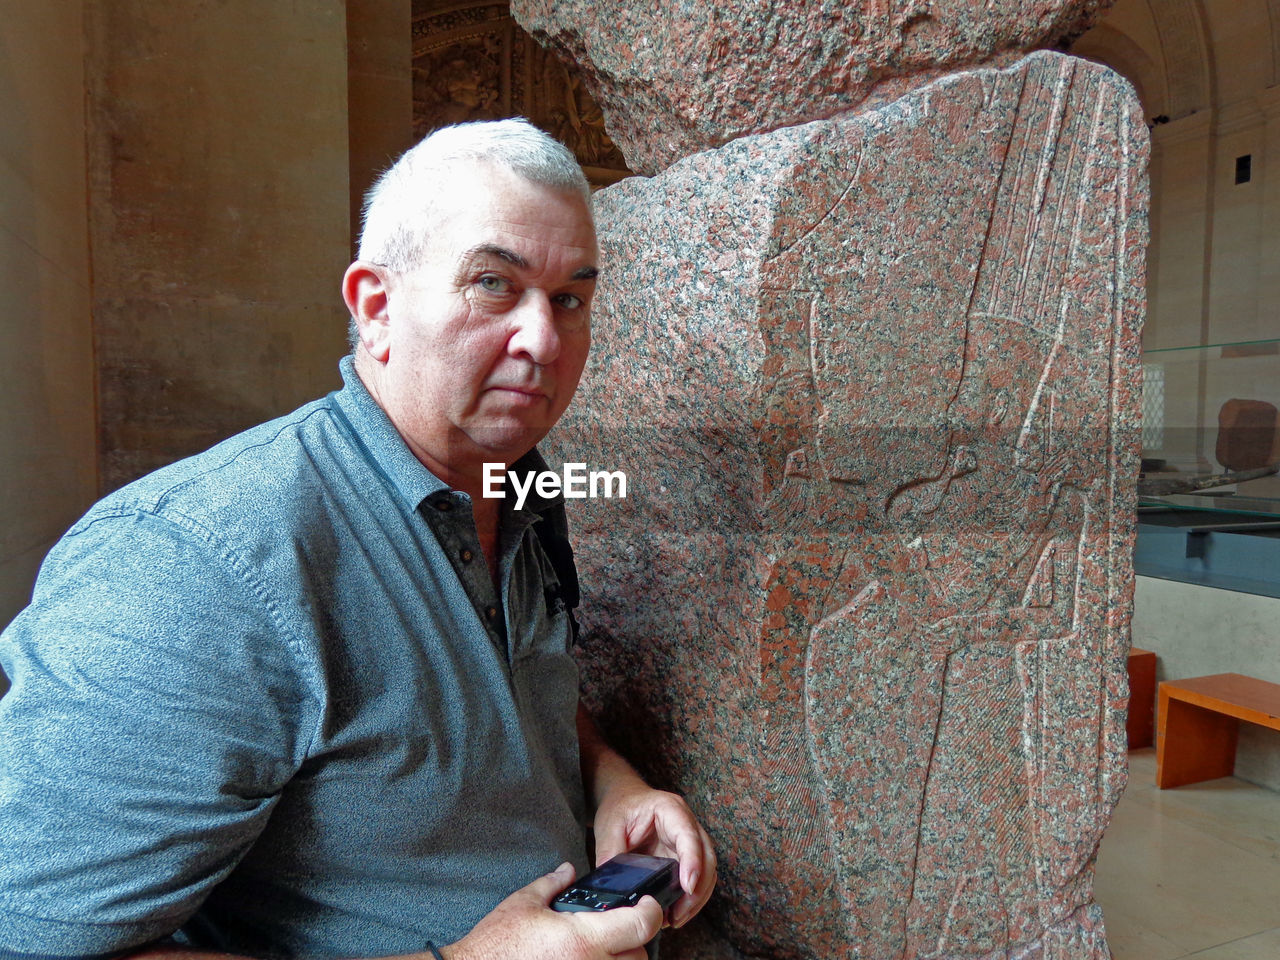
[543,51,1148,959]
[510,0,1113,174]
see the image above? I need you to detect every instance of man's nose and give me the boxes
[507,290,561,364]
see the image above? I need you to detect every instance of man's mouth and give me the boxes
[487,385,549,404]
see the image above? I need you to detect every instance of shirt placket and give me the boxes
[422,492,509,656]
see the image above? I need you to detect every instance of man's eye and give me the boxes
[478,275,510,293]
[555,294,583,310]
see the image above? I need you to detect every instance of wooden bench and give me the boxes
[1156,673,1280,788]
[1127,647,1156,749]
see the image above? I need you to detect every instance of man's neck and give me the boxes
[354,354,517,497]
[351,355,524,588]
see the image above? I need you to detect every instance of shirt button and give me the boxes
[460,548,473,563]
[485,606,499,621]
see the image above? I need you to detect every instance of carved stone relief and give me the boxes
[411,1,630,184]
[541,50,1147,959]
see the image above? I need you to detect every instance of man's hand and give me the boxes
[577,707,717,929]
[590,778,716,929]
[440,862,661,960]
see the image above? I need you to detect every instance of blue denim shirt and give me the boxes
[0,357,587,959]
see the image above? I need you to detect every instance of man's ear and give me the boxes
[342,261,392,363]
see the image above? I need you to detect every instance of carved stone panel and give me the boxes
[543,51,1147,959]
[411,1,629,185]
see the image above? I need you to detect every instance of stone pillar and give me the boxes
[85,0,352,491]
[513,3,1148,959]
[347,0,414,256]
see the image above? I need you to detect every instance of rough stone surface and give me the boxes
[510,0,1115,174]
[543,51,1148,959]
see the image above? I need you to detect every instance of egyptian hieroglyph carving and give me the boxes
[542,52,1146,959]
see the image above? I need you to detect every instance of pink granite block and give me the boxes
[543,51,1147,959]
[511,0,1114,174]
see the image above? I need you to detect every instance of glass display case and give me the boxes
[1137,339,1280,597]
[1140,337,1280,502]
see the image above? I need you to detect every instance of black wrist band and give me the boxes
[424,942,445,960]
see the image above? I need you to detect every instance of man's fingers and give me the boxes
[587,895,663,954]
[593,820,631,867]
[646,798,710,892]
[670,878,713,928]
[672,823,705,892]
[670,828,717,929]
[691,825,716,893]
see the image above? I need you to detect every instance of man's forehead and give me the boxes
[415,162,596,265]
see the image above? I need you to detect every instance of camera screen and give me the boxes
[587,859,660,893]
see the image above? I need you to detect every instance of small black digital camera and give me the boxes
[552,853,682,914]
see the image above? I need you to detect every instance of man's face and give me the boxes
[376,163,598,476]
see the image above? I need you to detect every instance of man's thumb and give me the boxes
[526,861,576,905]
[591,895,664,953]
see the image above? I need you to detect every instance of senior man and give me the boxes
[0,120,714,960]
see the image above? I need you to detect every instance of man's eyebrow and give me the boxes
[462,243,598,281]
[464,243,529,268]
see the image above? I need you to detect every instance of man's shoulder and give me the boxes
[79,394,352,538]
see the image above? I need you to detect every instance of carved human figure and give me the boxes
[748,56,1135,958]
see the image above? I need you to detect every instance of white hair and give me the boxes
[357,118,591,271]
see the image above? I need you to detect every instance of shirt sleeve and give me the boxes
[0,506,320,958]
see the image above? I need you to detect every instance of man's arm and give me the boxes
[575,704,718,929]
[427,699,723,960]
[0,510,314,960]
[119,865,662,960]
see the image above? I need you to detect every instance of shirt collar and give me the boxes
[331,355,449,511]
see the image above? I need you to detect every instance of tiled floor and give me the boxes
[1096,748,1280,959]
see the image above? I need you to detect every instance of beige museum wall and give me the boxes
[1087,0,1279,476]
[1077,1,1279,482]
[347,0,414,256]
[0,2,98,692]
[87,0,353,492]
[1,0,397,691]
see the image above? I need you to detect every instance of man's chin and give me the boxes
[464,422,552,462]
